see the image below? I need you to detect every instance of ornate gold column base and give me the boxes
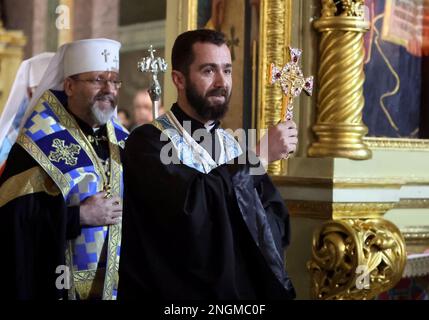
[307,218,406,300]
[308,123,371,159]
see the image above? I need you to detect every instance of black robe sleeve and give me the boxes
[0,144,81,300]
[118,124,295,300]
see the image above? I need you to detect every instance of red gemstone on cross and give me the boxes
[275,72,281,79]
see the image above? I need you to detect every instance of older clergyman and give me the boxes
[0,39,128,300]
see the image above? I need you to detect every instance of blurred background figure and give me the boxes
[131,89,164,130]
[117,108,131,130]
[0,52,54,176]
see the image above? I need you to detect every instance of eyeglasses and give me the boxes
[71,78,123,89]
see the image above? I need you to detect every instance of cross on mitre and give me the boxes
[102,49,111,63]
[270,47,313,121]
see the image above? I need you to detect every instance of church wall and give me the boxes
[215,0,245,131]
[3,0,47,58]
[74,0,119,40]
[118,0,167,122]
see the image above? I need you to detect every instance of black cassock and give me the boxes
[118,104,295,300]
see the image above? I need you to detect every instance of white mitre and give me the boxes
[64,38,121,77]
[21,38,122,129]
[0,52,55,146]
[28,52,56,88]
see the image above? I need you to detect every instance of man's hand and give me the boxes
[79,192,122,226]
[255,120,298,165]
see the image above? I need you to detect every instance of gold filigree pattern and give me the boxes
[45,91,107,191]
[340,0,365,17]
[274,175,429,187]
[321,0,365,17]
[73,270,104,300]
[66,242,76,300]
[48,139,81,166]
[333,203,396,219]
[308,218,406,300]
[103,223,121,300]
[398,199,429,209]
[17,133,72,197]
[364,137,429,150]
[102,121,123,300]
[401,226,429,254]
[0,166,60,207]
[287,200,397,220]
[309,4,371,160]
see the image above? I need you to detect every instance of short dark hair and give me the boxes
[172,29,227,75]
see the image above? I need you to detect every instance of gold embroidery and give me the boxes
[43,91,106,193]
[73,269,105,300]
[0,167,61,207]
[19,90,124,300]
[151,119,164,132]
[17,133,72,197]
[48,139,81,166]
[65,243,76,300]
[102,121,123,300]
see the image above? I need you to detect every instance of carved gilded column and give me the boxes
[164,0,198,108]
[258,0,292,175]
[308,0,371,160]
[0,22,26,115]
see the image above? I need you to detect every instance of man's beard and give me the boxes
[90,93,117,125]
[185,80,231,121]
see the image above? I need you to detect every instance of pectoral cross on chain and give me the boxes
[270,47,313,121]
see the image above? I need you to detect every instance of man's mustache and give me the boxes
[206,88,228,97]
[94,94,116,106]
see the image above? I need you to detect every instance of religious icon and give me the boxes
[198,0,226,31]
[363,0,429,138]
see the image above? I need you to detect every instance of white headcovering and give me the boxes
[0,52,54,148]
[64,38,121,77]
[20,38,121,132]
